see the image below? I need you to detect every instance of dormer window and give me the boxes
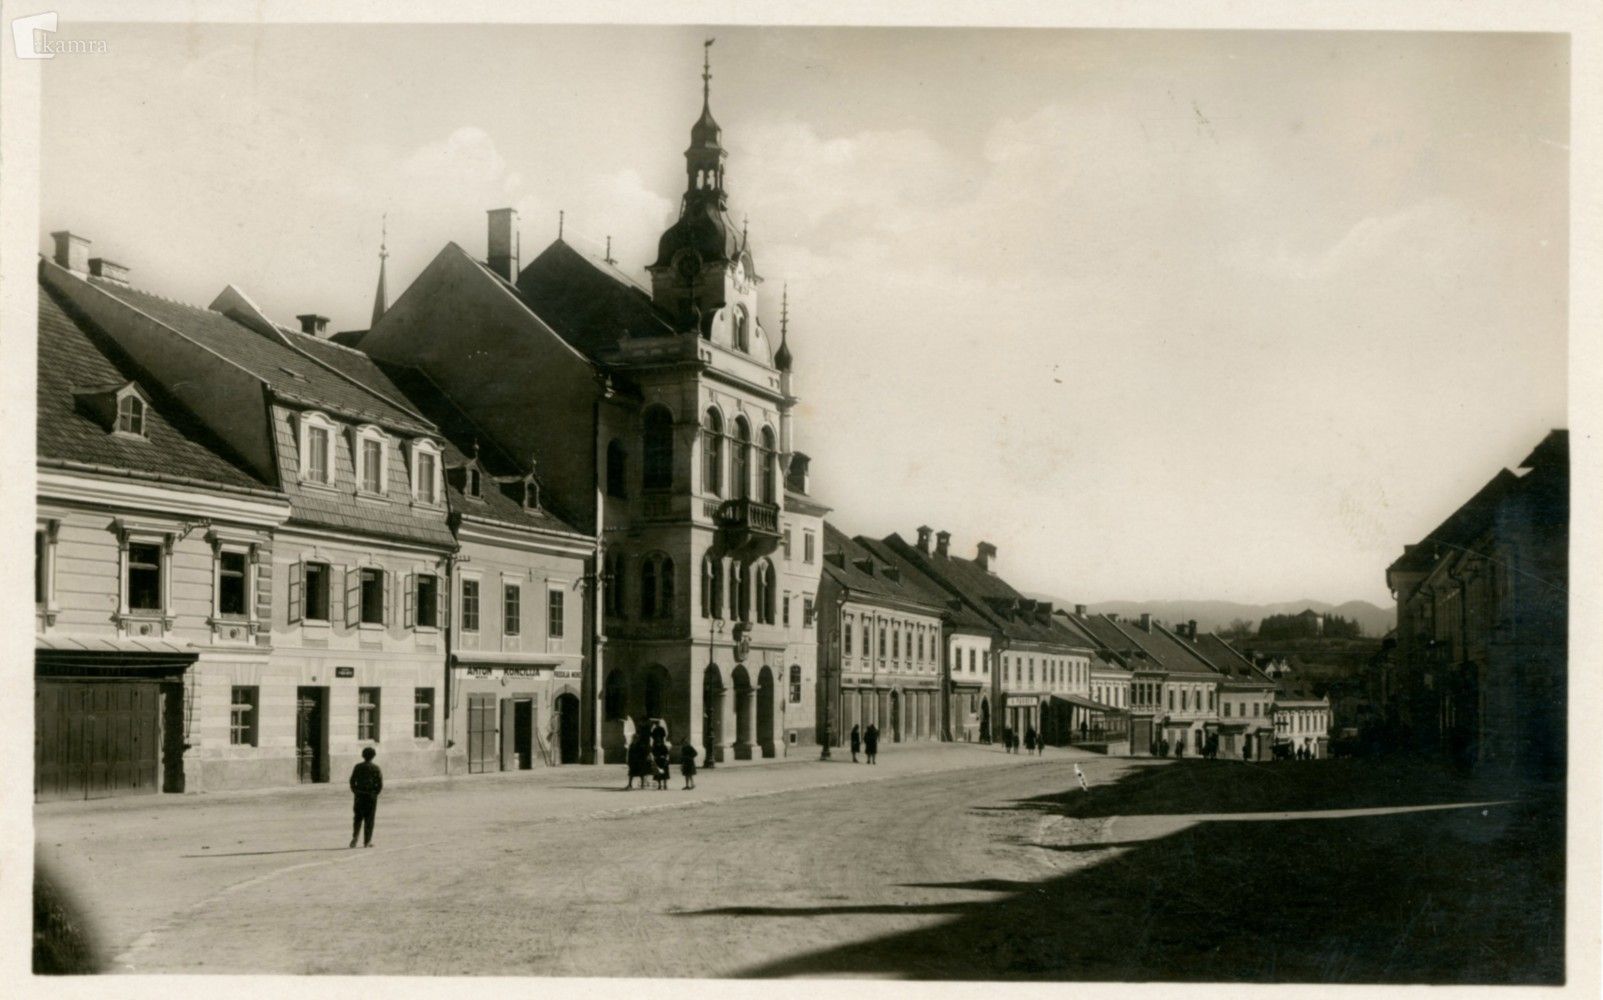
[408,440,443,505]
[116,394,146,436]
[522,476,539,510]
[465,467,481,498]
[298,411,339,486]
[354,425,388,495]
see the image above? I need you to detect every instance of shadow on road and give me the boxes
[180,847,351,859]
[722,757,1564,983]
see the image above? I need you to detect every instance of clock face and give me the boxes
[675,249,702,281]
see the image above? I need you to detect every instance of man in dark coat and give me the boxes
[864,723,879,764]
[680,737,698,790]
[349,747,383,848]
[626,732,651,789]
[850,724,861,763]
[1024,727,1036,753]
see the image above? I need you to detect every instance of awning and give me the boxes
[453,650,573,667]
[35,633,197,675]
[1215,723,1249,734]
[1051,693,1123,713]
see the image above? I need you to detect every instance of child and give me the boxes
[653,741,671,790]
[680,738,698,790]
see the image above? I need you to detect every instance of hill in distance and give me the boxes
[1028,596,1395,639]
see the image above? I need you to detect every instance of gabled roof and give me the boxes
[1191,632,1274,685]
[860,537,992,633]
[1388,468,1522,576]
[821,525,947,615]
[515,239,679,361]
[37,283,266,491]
[880,534,1088,649]
[87,278,432,434]
[369,363,586,537]
[279,329,430,424]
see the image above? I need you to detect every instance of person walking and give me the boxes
[864,723,879,764]
[850,724,862,763]
[652,738,671,790]
[348,747,383,848]
[680,738,698,790]
[626,731,651,790]
[1024,727,1036,753]
[1037,731,1046,756]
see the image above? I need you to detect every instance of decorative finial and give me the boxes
[703,37,715,105]
[780,283,789,336]
[558,210,564,239]
[379,213,388,261]
[604,235,616,266]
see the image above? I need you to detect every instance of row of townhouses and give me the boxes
[33,62,1334,802]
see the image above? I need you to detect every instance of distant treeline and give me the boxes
[1256,611,1364,640]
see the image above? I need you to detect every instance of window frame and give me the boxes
[409,439,444,506]
[503,582,522,637]
[354,424,388,496]
[357,686,381,742]
[548,588,566,639]
[359,567,386,626]
[229,685,260,746]
[460,575,481,633]
[702,407,724,497]
[114,389,148,438]
[413,687,435,740]
[36,518,60,626]
[415,572,441,630]
[304,560,333,623]
[297,410,339,486]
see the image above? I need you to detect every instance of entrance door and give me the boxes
[295,686,328,784]
[512,699,534,769]
[467,694,496,773]
[556,694,580,764]
[890,690,901,742]
[36,681,162,801]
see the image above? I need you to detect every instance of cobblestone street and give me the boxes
[34,745,1561,980]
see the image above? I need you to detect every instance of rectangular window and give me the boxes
[358,687,380,741]
[1168,688,1175,711]
[229,686,259,746]
[304,561,331,622]
[503,584,521,636]
[34,530,45,605]
[782,529,792,560]
[461,578,480,632]
[804,531,816,564]
[218,550,248,616]
[416,451,438,504]
[361,438,383,493]
[1223,702,1232,718]
[413,687,434,739]
[360,568,385,625]
[893,631,900,659]
[803,597,815,629]
[879,626,887,656]
[307,426,331,484]
[127,542,163,612]
[783,593,792,628]
[969,649,976,673]
[548,589,565,639]
[416,573,439,628]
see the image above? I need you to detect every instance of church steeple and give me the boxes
[774,284,793,372]
[685,37,727,206]
[371,214,389,327]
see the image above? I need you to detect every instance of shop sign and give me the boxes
[335,666,355,679]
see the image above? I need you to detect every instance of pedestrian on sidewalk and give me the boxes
[1037,732,1046,756]
[864,723,879,764]
[653,740,671,790]
[680,738,698,790]
[348,747,383,849]
[850,724,861,763]
[626,731,651,790]
[1024,727,1036,753]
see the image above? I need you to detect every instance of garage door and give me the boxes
[36,681,162,801]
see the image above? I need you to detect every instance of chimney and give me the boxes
[935,531,951,558]
[1187,619,1198,640]
[785,452,811,495]
[296,314,331,338]
[916,525,933,555]
[1074,603,1087,616]
[50,231,91,274]
[88,258,130,286]
[1139,612,1152,632]
[487,207,520,282]
[975,541,997,574]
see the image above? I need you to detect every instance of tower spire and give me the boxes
[774,283,793,372]
[370,214,389,328]
[703,36,714,108]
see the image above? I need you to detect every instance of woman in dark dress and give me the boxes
[680,738,698,790]
[626,731,650,789]
[850,724,861,763]
[864,723,879,764]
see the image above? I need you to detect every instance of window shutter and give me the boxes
[381,570,392,626]
[287,561,303,623]
[346,567,361,624]
[404,572,415,629]
[435,580,446,630]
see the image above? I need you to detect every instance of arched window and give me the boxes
[760,425,778,504]
[642,407,673,491]
[731,416,752,501]
[701,554,721,619]
[754,560,776,624]
[606,439,627,498]
[702,408,723,497]
[640,558,658,619]
[731,560,748,622]
[789,664,802,704]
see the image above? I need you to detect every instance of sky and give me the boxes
[38,24,1569,607]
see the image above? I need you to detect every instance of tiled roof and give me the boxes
[821,525,947,614]
[37,284,266,491]
[1193,633,1273,683]
[280,330,429,422]
[366,363,587,536]
[515,239,678,360]
[860,538,991,633]
[88,279,432,433]
[880,534,1087,648]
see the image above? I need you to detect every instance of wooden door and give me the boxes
[36,681,160,801]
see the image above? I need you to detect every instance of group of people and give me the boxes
[625,720,697,790]
[999,726,1047,755]
[848,723,879,763]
